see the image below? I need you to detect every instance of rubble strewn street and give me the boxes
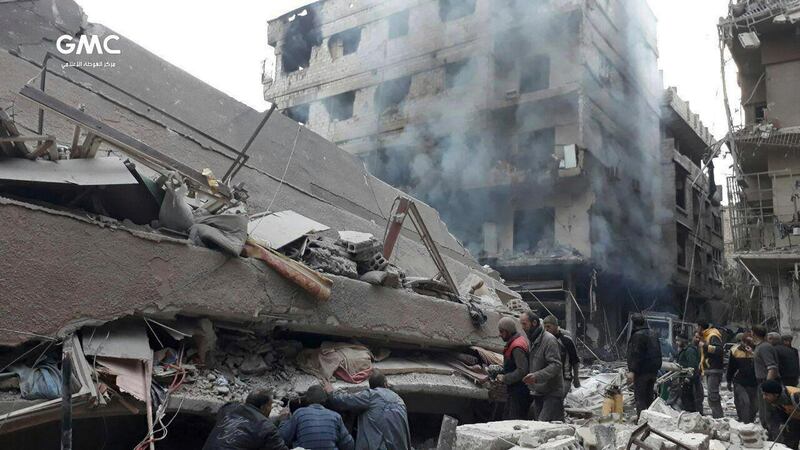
[2,0,800,448]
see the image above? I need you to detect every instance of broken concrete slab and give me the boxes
[0,197,503,351]
[455,421,574,450]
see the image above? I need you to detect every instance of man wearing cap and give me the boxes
[627,313,662,417]
[497,316,531,419]
[728,333,758,423]
[762,379,800,449]
[543,315,580,395]
[519,311,564,421]
[776,334,800,388]
[697,320,725,418]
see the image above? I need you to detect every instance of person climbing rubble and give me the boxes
[325,370,411,450]
[202,389,290,450]
[278,385,355,450]
[697,320,725,418]
[754,325,781,436]
[727,333,758,423]
[519,311,564,421]
[673,333,700,412]
[543,315,580,395]
[497,316,532,420]
[762,379,800,449]
[626,313,662,418]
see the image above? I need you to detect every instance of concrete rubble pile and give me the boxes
[451,396,792,450]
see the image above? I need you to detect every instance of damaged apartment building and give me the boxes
[723,0,800,335]
[0,0,528,448]
[263,0,722,345]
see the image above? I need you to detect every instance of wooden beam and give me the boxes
[81,133,102,158]
[0,135,51,143]
[69,126,82,158]
[26,140,55,160]
[0,108,29,157]
[18,86,230,198]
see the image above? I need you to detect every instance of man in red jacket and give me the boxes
[497,316,531,419]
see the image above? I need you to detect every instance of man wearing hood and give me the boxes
[697,320,725,418]
[497,316,531,419]
[519,311,564,421]
[627,313,662,417]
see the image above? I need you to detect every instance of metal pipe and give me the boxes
[37,53,51,138]
[223,103,277,183]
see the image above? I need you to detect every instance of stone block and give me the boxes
[518,424,575,447]
[456,420,565,450]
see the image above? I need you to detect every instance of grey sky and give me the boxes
[76,0,740,183]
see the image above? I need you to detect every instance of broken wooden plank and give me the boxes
[0,108,29,157]
[0,135,52,143]
[26,140,55,160]
[69,125,82,157]
[82,133,102,158]
[18,86,230,198]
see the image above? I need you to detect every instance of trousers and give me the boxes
[706,371,724,418]
[529,394,564,422]
[633,373,657,416]
[733,383,758,424]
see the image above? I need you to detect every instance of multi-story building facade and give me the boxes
[661,87,725,319]
[263,0,713,343]
[723,0,800,332]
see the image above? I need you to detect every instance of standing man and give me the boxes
[203,389,289,450]
[728,334,758,423]
[754,325,781,436]
[543,315,581,394]
[674,333,700,412]
[697,320,725,418]
[497,316,531,419]
[762,380,800,449]
[325,371,411,450]
[776,334,800,387]
[627,313,662,417]
[279,385,354,450]
[519,311,564,421]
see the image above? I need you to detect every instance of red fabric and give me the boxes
[503,335,529,359]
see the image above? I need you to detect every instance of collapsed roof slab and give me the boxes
[0,196,503,351]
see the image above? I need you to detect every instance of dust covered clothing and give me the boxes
[203,402,289,450]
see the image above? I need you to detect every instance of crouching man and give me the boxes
[762,380,800,449]
[203,389,289,450]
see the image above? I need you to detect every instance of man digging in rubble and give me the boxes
[673,333,700,412]
[728,333,758,423]
[762,379,800,449]
[626,313,662,418]
[697,320,725,418]
[325,370,411,450]
[519,311,564,421]
[203,389,290,450]
[279,385,355,450]
[497,316,532,419]
[754,325,781,437]
[543,315,580,396]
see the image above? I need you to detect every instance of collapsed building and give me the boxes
[722,0,800,335]
[0,0,533,447]
[263,0,724,347]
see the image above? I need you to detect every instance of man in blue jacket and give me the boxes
[203,389,289,450]
[279,384,354,450]
[326,370,411,450]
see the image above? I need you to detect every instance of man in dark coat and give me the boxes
[776,333,800,387]
[543,315,581,394]
[497,316,531,419]
[326,370,411,450]
[627,313,662,417]
[520,311,564,421]
[728,334,758,423]
[674,333,700,412]
[203,389,289,450]
[279,385,354,450]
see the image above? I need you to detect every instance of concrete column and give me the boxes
[565,272,577,338]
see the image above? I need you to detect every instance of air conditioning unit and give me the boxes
[738,32,761,49]
[505,89,519,100]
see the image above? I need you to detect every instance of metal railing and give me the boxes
[727,168,800,251]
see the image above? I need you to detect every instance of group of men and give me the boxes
[497,311,580,422]
[203,370,411,450]
[625,314,800,449]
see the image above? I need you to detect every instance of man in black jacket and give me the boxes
[497,316,531,419]
[727,334,758,423]
[543,315,581,394]
[627,313,662,417]
[203,389,289,450]
[777,334,800,387]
